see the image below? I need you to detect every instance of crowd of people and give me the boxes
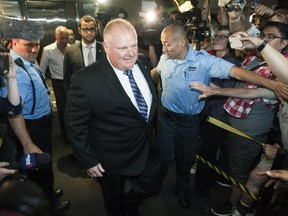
[0,0,288,216]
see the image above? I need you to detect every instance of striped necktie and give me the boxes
[124,70,148,121]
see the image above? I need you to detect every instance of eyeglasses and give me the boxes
[258,33,285,41]
[81,27,96,33]
[213,35,229,40]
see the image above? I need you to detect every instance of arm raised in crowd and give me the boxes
[233,31,288,84]
[4,54,43,155]
[6,54,20,107]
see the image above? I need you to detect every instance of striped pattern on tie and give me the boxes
[124,70,148,121]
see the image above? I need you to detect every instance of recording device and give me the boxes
[0,43,9,77]
[7,153,51,171]
[225,0,246,12]
[176,0,210,49]
[250,0,259,9]
[229,35,243,49]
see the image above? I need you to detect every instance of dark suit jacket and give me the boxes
[63,41,103,92]
[65,55,157,176]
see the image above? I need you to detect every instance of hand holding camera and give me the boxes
[4,54,16,79]
[0,42,10,78]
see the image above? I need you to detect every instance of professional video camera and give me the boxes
[175,0,210,50]
[0,44,9,77]
[224,0,246,12]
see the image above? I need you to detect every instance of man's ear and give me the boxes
[280,39,288,51]
[180,38,186,47]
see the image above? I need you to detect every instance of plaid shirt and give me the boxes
[224,52,277,119]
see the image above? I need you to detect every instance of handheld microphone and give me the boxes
[7,153,51,171]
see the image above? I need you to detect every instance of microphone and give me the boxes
[7,153,51,171]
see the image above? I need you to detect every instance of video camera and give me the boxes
[0,44,9,77]
[175,0,210,49]
[224,0,246,12]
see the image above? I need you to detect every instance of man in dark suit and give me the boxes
[65,18,162,216]
[63,15,103,92]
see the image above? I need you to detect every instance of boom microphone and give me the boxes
[7,153,51,171]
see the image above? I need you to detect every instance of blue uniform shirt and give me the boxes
[156,44,235,115]
[10,50,51,119]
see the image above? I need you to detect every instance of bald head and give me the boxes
[103,18,137,44]
[55,26,68,35]
[161,23,187,42]
[160,23,188,60]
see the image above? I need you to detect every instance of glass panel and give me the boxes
[83,3,97,17]
[0,1,21,17]
[27,1,66,22]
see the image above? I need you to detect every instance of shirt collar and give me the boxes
[10,49,36,68]
[82,40,96,48]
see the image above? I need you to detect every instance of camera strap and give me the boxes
[14,58,36,115]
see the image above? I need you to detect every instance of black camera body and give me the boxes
[176,5,210,48]
[225,0,246,12]
[0,44,9,77]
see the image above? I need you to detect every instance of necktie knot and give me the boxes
[124,69,132,77]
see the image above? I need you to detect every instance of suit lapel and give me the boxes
[77,43,85,67]
[137,60,157,122]
[100,58,139,117]
[100,57,156,122]
[95,41,103,61]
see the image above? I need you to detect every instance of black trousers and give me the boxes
[97,142,163,216]
[51,79,67,137]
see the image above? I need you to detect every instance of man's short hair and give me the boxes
[78,15,97,28]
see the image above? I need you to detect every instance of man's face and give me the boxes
[12,39,40,63]
[103,27,138,71]
[56,29,69,49]
[213,30,230,51]
[161,32,184,59]
[78,21,97,45]
[260,26,287,52]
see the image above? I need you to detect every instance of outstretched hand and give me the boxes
[270,80,288,105]
[189,81,214,100]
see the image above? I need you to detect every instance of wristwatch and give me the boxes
[257,40,268,52]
